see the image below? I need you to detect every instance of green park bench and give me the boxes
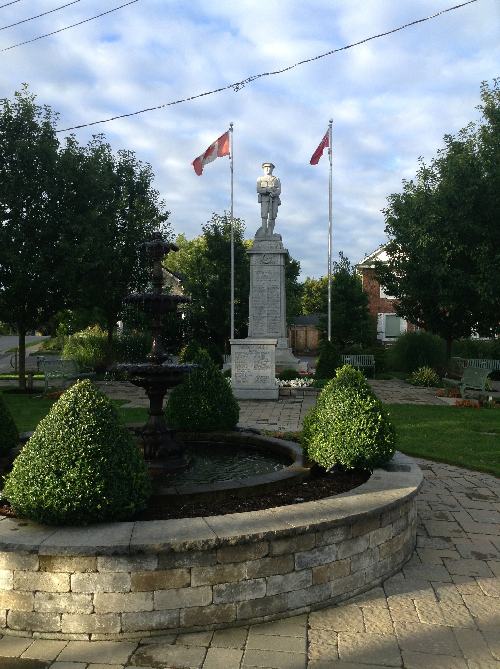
[445,366,492,399]
[451,357,500,373]
[39,357,95,393]
[342,354,375,375]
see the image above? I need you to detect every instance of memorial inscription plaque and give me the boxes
[230,338,278,400]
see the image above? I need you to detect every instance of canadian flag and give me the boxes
[192,131,230,175]
[309,130,329,165]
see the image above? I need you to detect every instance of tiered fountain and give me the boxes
[118,231,193,473]
[119,230,304,500]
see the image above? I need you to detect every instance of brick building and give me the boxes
[356,246,416,343]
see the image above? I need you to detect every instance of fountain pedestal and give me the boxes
[119,231,193,473]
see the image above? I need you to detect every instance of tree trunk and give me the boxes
[18,328,26,391]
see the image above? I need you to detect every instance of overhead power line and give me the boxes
[53,0,480,134]
[0,0,82,32]
[0,0,24,8]
[1,0,139,51]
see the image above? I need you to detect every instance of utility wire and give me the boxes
[0,0,24,9]
[0,0,82,32]
[53,0,480,134]
[1,0,139,51]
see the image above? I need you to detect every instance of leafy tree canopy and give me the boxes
[165,213,302,354]
[301,253,375,350]
[376,79,500,358]
[0,86,170,386]
[165,214,249,353]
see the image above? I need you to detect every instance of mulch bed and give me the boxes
[136,467,370,520]
[0,466,369,522]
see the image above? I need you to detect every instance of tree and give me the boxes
[285,254,302,322]
[165,214,303,353]
[0,86,65,389]
[63,136,171,343]
[301,276,328,315]
[300,253,374,350]
[165,214,249,353]
[376,80,500,360]
[0,87,171,389]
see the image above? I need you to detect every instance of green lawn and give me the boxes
[1,391,147,433]
[387,404,500,477]
[2,391,499,477]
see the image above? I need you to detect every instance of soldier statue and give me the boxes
[256,162,281,237]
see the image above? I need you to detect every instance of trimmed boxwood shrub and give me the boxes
[0,393,19,455]
[166,353,239,431]
[303,366,395,471]
[325,364,374,395]
[179,340,223,368]
[3,380,151,525]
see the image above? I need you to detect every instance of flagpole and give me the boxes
[327,119,333,342]
[229,122,234,341]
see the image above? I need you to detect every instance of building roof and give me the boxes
[356,244,388,269]
[289,314,322,326]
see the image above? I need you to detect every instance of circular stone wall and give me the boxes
[0,453,421,640]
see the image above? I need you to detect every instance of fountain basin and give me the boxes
[0,452,421,641]
[147,431,307,504]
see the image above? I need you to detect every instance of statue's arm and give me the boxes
[256,178,268,195]
[271,178,281,196]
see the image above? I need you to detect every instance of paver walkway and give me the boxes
[0,380,498,668]
[95,382,318,432]
[0,460,498,668]
[367,380,449,405]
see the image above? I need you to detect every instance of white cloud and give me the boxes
[0,0,498,286]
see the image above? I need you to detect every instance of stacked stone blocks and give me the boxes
[0,474,419,640]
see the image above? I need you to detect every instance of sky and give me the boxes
[0,0,498,278]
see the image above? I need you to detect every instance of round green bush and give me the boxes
[0,393,19,455]
[303,381,396,471]
[278,368,299,381]
[409,366,441,387]
[165,355,239,431]
[3,380,151,525]
[386,332,446,373]
[314,340,342,380]
[325,364,374,395]
[62,325,112,372]
[179,340,223,368]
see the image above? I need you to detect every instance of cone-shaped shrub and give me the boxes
[0,393,19,455]
[303,365,395,471]
[324,364,374,396]
[3,380,151,525]
[315,340,341,380]
[166,351,239,431]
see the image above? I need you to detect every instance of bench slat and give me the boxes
[39,358,95,393]
[342,355,375,370]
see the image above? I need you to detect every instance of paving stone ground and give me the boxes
[0,381,498,668]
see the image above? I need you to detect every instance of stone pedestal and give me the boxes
[230,338,278,400]
[247,236,299,371]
